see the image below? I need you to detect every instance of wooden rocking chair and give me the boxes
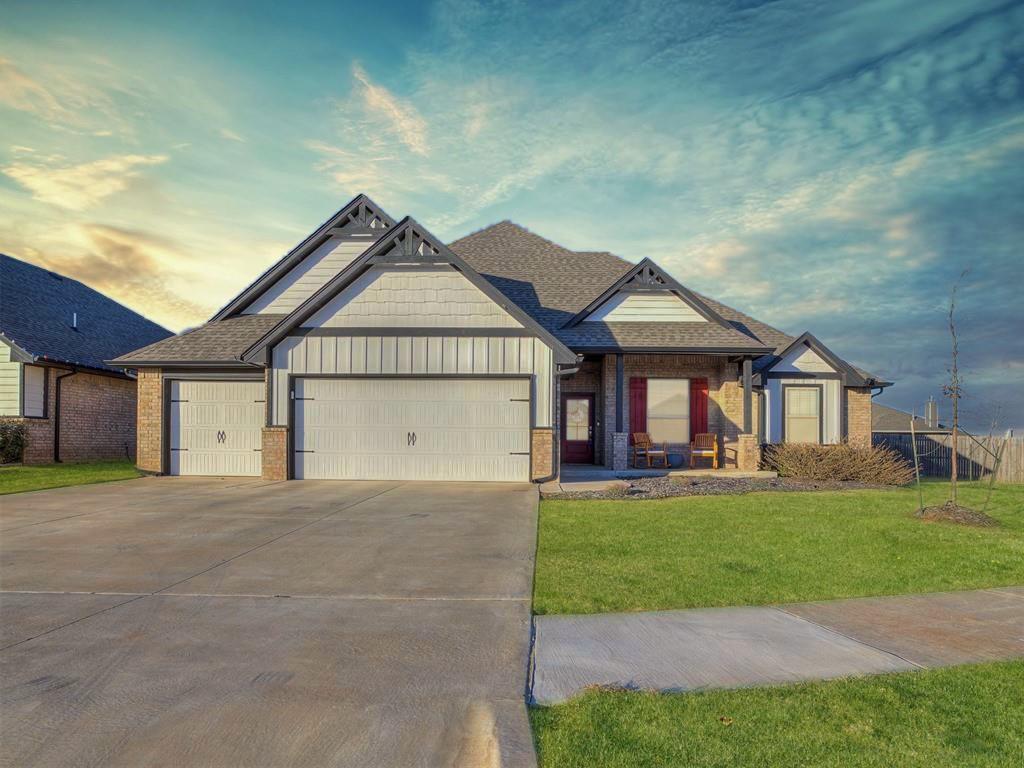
[689,433,718,469]
[631,433,668,468]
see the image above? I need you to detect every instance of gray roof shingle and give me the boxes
[873,403,948,433]
[450,221,780,352]
[111,314,284,364]
[1,254,172,373]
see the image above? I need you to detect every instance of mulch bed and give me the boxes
[916,501,1000,528]
[545,475,888,501]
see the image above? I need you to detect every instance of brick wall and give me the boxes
[136,369,164,472]
[596,354,752,468]
[531,428,553,480]
[846,387,873,447]
[20,368,137,464]
[261,427,288,481]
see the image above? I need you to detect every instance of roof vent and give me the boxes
[72,312,78,330]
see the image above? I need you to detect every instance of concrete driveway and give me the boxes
[0,477,539,767]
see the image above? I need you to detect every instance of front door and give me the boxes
[561,393,595,464]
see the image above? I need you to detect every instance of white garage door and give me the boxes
[293,377,531,482]
[169,381,265,476]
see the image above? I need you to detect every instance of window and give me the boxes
[23,365,46,418]
[784,386,820,444]
[647,378,689,444]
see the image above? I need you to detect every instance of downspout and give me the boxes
[52,368,77,463]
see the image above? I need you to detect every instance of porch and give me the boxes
[557,353,761,475]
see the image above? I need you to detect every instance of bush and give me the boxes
[762,442,914,485]
[0,420,27,464]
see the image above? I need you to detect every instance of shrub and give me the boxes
[0,420,27,464]
[762,442,914,485]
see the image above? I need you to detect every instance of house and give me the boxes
[0,254,172,464]
[872,401,949,435]
[111,195,891,482]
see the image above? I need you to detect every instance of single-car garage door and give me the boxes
[169,381,264,476]
[293,377,530,482]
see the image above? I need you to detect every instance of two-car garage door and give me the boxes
[293,378,531,482]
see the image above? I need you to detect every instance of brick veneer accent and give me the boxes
[846,387,873,447]
[598,354,751,469]
[17,368,137,465]
[261,427,289,481]
[736,433,761,470]
[531,428,553,480]
[136,368,164,473]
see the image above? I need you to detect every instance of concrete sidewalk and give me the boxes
[531,587,1024,704]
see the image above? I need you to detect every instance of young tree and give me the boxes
[943,270,968,504]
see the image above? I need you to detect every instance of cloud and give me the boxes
[2,153,168,210]
[0,57,68,121]
[218,128,245,142]
[350,63,429,156]
[27,223,210,330]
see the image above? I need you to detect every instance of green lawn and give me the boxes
[534,481,1024,615]
[530,660,1024,768]
[0,460,142,495]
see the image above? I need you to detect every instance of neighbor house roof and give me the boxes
[0,254,172,374]
[110,314,283,366]
[873,403,949,433]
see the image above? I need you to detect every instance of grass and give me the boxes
[530,660,1024,767]
[534,480,1024,614]
[0,459,141,495]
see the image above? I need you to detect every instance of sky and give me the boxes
[1,0,1022,432]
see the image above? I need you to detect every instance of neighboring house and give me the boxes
[112,195,891,482]
[872,402,949,435]
[0,254,172,464]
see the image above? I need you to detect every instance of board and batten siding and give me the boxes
[586,292,706,323]
[272,334,554,428]
[243,235,376,314]
[0,342,20,416]
[301,268,523,329]
[764,378,841,444]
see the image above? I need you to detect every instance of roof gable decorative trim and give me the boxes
[240,217,579,365]
[210,194,394,321]
[564,258,733,329]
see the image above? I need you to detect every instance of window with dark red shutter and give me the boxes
[629,377,647,444]
[690,378,708,440]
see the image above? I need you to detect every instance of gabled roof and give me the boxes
[753,331,891,387]
[451,222,771,354]
[1,254,172,374]
[564,257,732,329]
[873,403,949,434]
[210,194,394,321]
[238,217,579,364]
[110,314,281,366]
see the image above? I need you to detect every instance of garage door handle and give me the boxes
[407,432,417,446]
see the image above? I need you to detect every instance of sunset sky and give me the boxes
[1,0,1021,431]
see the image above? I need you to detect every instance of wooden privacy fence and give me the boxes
[873,433,1024,483]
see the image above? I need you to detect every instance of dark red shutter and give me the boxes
[690,378,708,440]
[629,377,647,444]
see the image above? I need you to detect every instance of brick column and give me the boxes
[611,432,628,471]
[531,428,553,481]
[846,388,872,447]
[136,369,163,473]
[736,433,761,471]
[261,427,289,481]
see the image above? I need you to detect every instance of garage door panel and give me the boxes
[169,381,264,477]
[294,378,530,482]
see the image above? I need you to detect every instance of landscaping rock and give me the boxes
[545,475,888,501]
[916,501,999,528]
